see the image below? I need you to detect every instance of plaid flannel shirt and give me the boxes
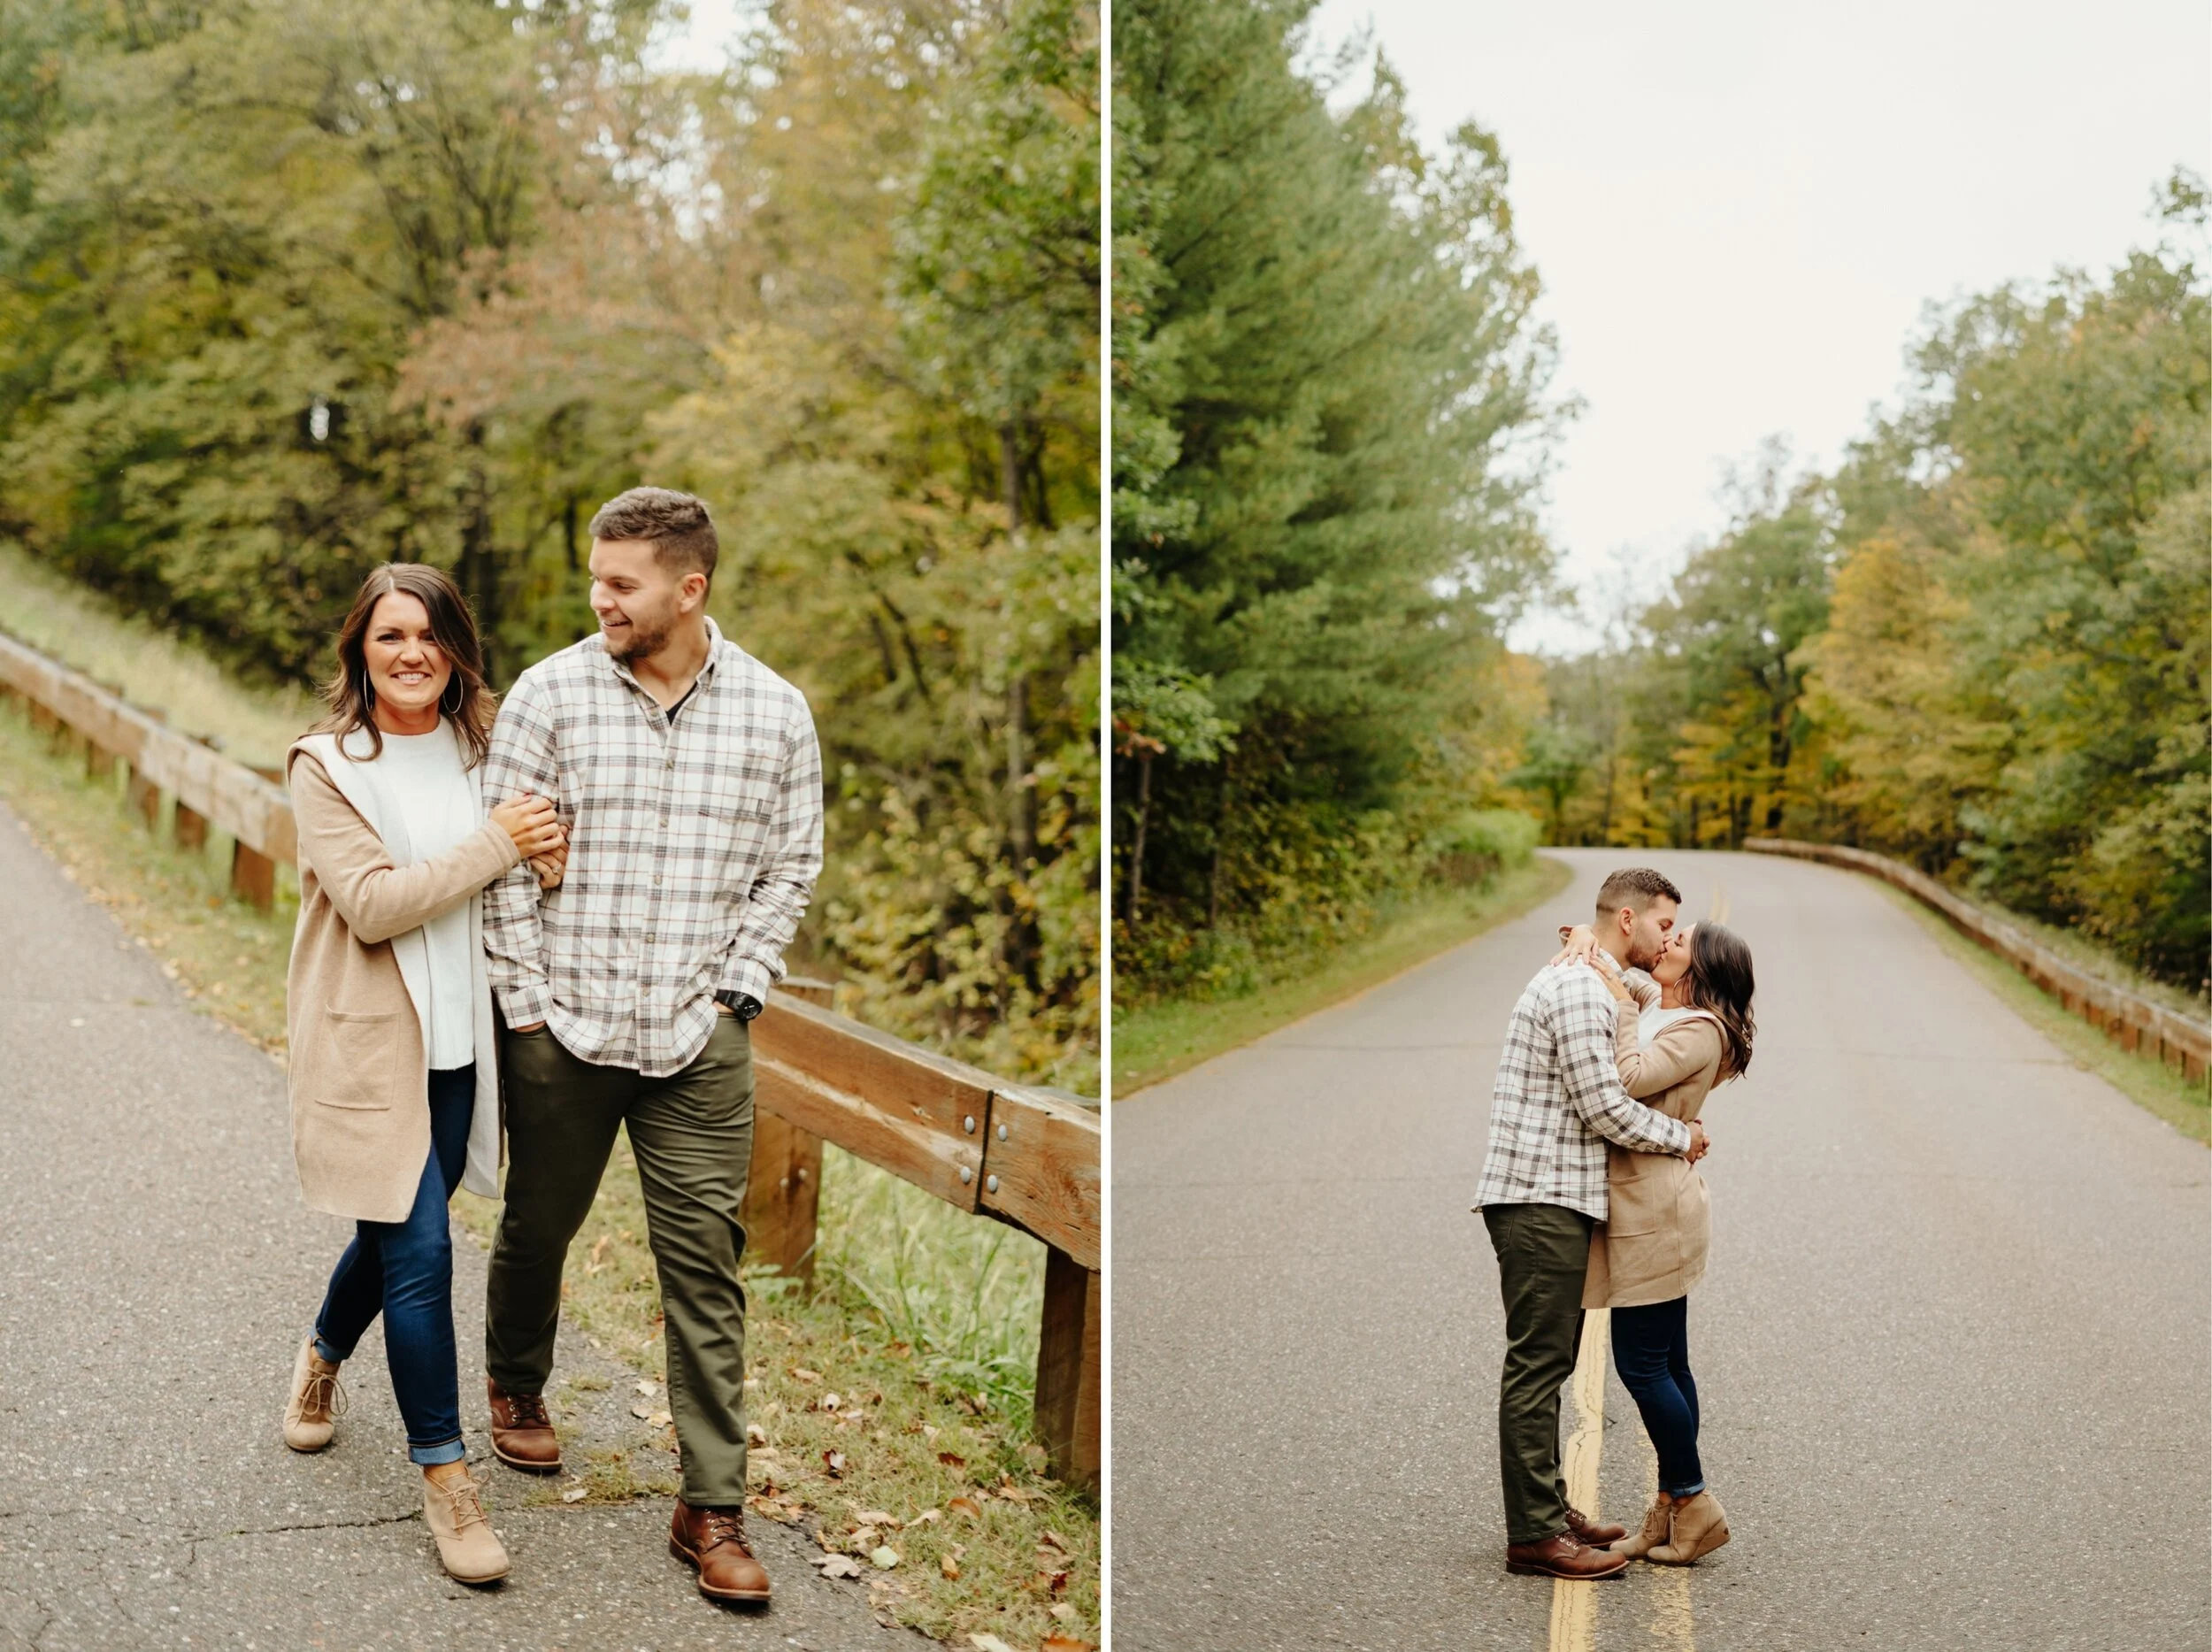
[1472,962,1693,1222]
[481,619,824,1078]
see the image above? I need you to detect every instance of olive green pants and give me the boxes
[1482,1202,1594,1545]
[487,1014,754,1505]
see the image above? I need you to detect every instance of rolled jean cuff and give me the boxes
[1665,1478,1707,1498]
[408,1434,467,1468]
[311,1333,349,1365]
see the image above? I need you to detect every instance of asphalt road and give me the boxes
[1110,848,2211,1651]
[0,799,922,1652]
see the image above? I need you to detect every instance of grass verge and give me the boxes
[0,690,1097,1649]
[1113,853,1573,1095]
[1875,881,2210,1144]
[0,538,317,770]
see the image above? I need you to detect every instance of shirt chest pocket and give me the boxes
[695,791,776,872]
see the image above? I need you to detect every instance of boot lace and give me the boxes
[299,1367,349,1424]
[503,1391,551,1430]
[697,1506,750,1553]
[439,1476,490,1533]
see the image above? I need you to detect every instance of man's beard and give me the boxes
[605,614,673,661]
[1626,935,1663,972]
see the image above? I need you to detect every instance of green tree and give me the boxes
[1111,0,1558,986]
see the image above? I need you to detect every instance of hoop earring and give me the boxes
[360,672,376,713]
[442,675,464,715]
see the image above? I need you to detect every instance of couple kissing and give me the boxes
[1474,866,1758,1581]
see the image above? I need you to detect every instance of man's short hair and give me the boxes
[588,487,718,583]
[1595,866,1683,918]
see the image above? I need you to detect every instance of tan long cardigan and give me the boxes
[286,740,521,1223]
[1583,976,1727,1309]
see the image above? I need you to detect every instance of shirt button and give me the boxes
[660,818,669,827]
[664,757,674,770]
[653,875,663,886]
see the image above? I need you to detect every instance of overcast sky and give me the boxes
[1302,0,2211,651]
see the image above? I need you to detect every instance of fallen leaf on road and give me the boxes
[966,1637,1017,1652]
[792,1367,822,1383]
[946,1496,981,1519]
[631,1403,654,1419]
[869,1546,900,1570]
[814,1554,864,1579]
[1041,1638,1093,1652]
[649,1410,672,1427]
[905,1509,941,1526]
[854,1509,897,1525]
[1041,1529,1070,1552]
[561,1487,588,1502]
[939,1554,960,1580]
[747,1423,768,1446]
[635,1379,657,1396]
[823,1449,847,1478]
[936,1451,965,1468]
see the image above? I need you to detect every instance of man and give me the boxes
[480,487,823,1605]
[1472,866,1709,1581]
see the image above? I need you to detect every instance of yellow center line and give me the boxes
[1548,1309,1610,1652]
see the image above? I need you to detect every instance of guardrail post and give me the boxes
[742,977,833,1281]
[231,841,276,908]
[86,741,115,781]
[126,765,161,830]
[173,803,208,851]
[1034,1245,1101,1488]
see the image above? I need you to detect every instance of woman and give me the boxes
[1557,918,1756,1567]
[277,564,565,1586]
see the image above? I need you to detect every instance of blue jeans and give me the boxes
[312,1065,473,1467]
[1610,1295,1706,1497]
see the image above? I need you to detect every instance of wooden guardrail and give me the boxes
[1746,838,2208,1083]
[0,627,1102,1482]
[0,629,295,903]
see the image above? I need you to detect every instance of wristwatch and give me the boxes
[715,990,764,1022]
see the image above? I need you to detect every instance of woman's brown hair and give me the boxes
[1683,920,1757,1080]
[313,564,495,768]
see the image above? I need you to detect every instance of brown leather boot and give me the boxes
[1565,1504,1628,1546]
[1504,1533,1630,1579]
[282,1337,346,1452]
[669,1499,772,1603]
[1647,1489,1729,1564]
[1608,1494,1675,1557]
[486,1377,561,1472]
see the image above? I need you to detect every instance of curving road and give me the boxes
[1110,848,2210,1652]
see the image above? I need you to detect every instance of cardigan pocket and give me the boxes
[317,1007,403,1110]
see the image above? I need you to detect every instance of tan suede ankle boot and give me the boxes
[1647,1489,1729,1564]
[422,1465,511,1585]
[281,1338,346,1452]
[1609,1493,1675,1557]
